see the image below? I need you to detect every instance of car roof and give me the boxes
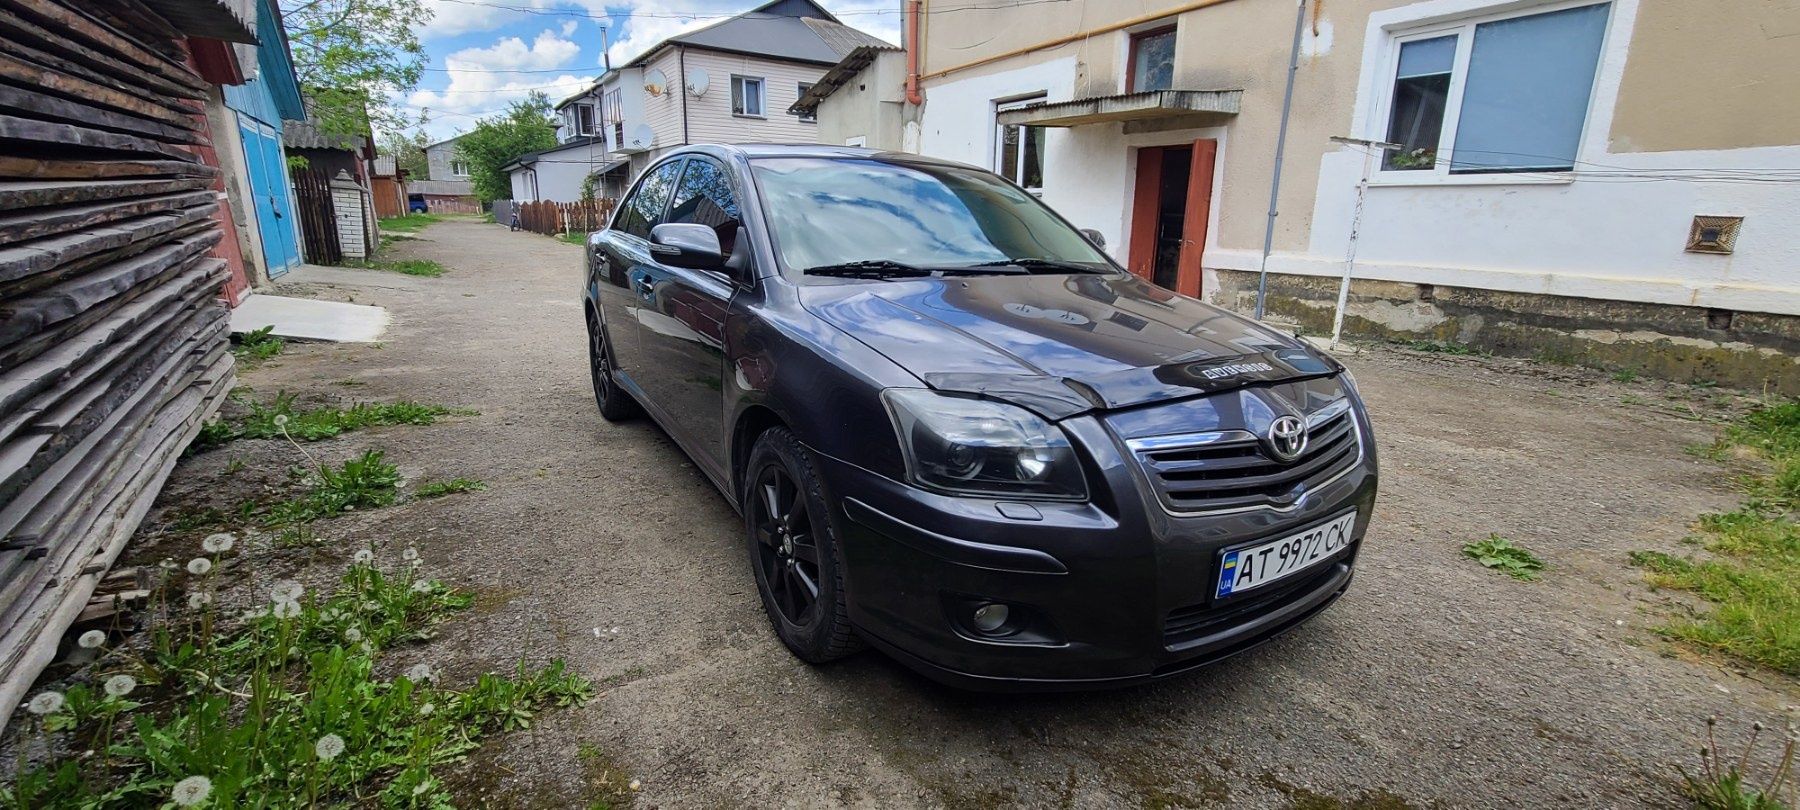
[669,143,972,170]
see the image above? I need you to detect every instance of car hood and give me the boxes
[800,273,1340,419]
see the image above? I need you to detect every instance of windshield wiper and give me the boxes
[803,260,933,278]
[962,258,1104,274]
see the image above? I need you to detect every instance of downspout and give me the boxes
[1254,0,1308,320]
[904,0,923,106]
[678,46,690,146]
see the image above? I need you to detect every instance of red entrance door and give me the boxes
[1126,138,1216,298]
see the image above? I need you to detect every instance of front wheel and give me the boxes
[744,427,861,663]
[587,310,639,422]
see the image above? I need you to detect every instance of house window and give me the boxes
[450,159,468,177]
[995,95,1045,193]
[731,75,765,117]
[1379,2,1611,174]
[794,82,816,122]
[604,89,624,146]
[575,103,596,137]
[1127,26,1176,93]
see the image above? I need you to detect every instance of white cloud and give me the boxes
[561,19,579,36]
[406,30,592,128]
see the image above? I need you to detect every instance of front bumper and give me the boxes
[812,414,1378,691]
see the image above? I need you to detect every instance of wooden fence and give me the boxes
[507,199,617,235]
[422,197,480,215]
[289,166,341,265]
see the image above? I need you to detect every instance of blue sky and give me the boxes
[404,0,902,141]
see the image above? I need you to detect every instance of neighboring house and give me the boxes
[791,45,906,150]
[508,0,892,203]
[370,154,406,218]
[854,0,1799,392]
[0,0,253,728]
[418,134,477,210]
[210,0,306,283]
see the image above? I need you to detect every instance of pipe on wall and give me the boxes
[905,0,924,105]
[1254,0,1309,320]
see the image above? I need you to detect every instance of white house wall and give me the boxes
[680,49,826,145]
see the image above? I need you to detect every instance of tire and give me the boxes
[587,309,639,422]
[743,427,861,663]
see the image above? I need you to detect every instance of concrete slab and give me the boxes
[230,293,388,343]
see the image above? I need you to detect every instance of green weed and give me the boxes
[191,392,466,451]
[1612,367,1641,383]
[231,326,284,367]
[557,231,589,247]
[346,258,447,277]
[415,478,486,499]
[1679,718,1796,810]
[265,449,402,526]
[1396,338,1487,357]
[1463,534,1546,581]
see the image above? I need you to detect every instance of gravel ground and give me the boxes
[139,218,1799,808]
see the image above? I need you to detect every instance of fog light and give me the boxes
[971,602,1010,634]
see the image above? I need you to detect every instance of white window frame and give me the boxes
[794,82,816,122]
[731,75,766,118]
[450,159,468,177]
[575,103,596,136]
[993,94,1047,194]
[1368,0,1613,187]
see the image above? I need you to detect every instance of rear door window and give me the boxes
[616,159,683,239]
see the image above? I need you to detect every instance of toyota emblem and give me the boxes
[1265,415,1308,462]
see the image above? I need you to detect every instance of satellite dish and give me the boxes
[628,123,655,150]
[685,67,709,96]
[643,68,667,96]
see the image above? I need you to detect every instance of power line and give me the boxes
[429,0,1072,20]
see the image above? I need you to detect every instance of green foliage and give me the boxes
[1612,367,1641,383]
[347,257,448,277]
[232,326,284,367]
[282,0,432,137]
[1636,400,1800,675]
[415,478,486,499]
[1462,534,1546,581]
[454,92,558,203]
[1396,338,1488,357]
[193,392,463,451]
[381,129,432,178]
[557,231,589,246]
[6,556,589,808]
[266,449,401,525]
[377,213,441,233]
[1678,720,1795,810]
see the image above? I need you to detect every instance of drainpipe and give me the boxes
[678,46,690,146]
[1253,0,1308,320]
[904,0,924,106]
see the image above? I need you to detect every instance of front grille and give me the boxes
[1163,562,1345,648]
[1133,405,1361,513]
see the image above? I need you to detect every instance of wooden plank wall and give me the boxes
[0,0,234,727]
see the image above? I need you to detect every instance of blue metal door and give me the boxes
[239,118,301,277]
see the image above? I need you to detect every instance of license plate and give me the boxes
[1215,511,1357,599]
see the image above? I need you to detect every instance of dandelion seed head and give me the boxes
[270,580,303,601]
[159,558,178,570]
[343,627,363,642]
[410,580,432,594]
[171,775,211,806]
[103,674,137,697]
[406,663,435,683]
[188,592,212,609]
[186,557,212,576]
[352,549,373,564]
[26,691,65,715]
[77,630,107,649]
[272,414,290,427]
[412,779,433,797]
[409,559,423,569]
[630,779,642,791]
[358,640,374,655]
[315,733,345,761]
[271,599,301,620]
[418,702,435,716]
[201,533,235,553]
[401,546,419,561]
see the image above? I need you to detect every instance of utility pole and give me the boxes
[600,26,611,70]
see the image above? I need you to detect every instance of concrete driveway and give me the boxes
[203,218,1796,808]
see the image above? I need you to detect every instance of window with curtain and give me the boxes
[1128,26,1176,93]
[995,95,1046,192]
[731,75,765,117]
[1379,2,1611,176]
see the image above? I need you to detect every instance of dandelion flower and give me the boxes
[77,630,107,649]
[103,674,137,697]
[271,599,301,620]
[26,691,65,715]
[186,557,212,576]
[344,627,363,642]
[629,779,642,791]
[272,414,290,427]
[353,548,373,564]
[315,733,345,761]
[270,580,304,601]
[201,533,235,553]
[405,663,435,683]
[401,546,419,562]
[188,592,212,609]
[410,580,432,594]
[418,702,435,716]
[171,775,212,807]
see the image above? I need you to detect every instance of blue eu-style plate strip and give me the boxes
[1217,551,1239,598]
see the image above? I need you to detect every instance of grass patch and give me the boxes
[1612,367,1641,383]
[189,391,468,453]
[1634,400,1800,675]
[416,478,486,499]
[346,258,447,277]
[377,212,442,233]
[265,449,402,526]
[557,231,589,247]
[231,325,284,368]
[7,544,589,807]
[1462,534,1546,581]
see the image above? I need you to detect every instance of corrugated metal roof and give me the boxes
[624,0,893,68]
[140,0,256,43]
[789,44,899,114]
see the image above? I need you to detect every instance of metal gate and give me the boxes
[237,118,301,276]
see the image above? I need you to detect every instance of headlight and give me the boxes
[882,389,1087,500]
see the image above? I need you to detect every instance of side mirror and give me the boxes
[649,223,724,270]
[1080,228,1107,250]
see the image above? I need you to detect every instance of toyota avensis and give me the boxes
[584,144,1377,689]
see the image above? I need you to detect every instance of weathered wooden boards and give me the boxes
[0,0,236,729]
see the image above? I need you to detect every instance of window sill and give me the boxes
[733,113,767,120]
[1367,171,1575,188]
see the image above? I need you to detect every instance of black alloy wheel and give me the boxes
[587,311,638,422]
[744,428,860,663]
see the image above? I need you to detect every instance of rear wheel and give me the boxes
[744,427,860,663]
[587,310,638,422]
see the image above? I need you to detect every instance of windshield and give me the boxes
[749,157,1113,274]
